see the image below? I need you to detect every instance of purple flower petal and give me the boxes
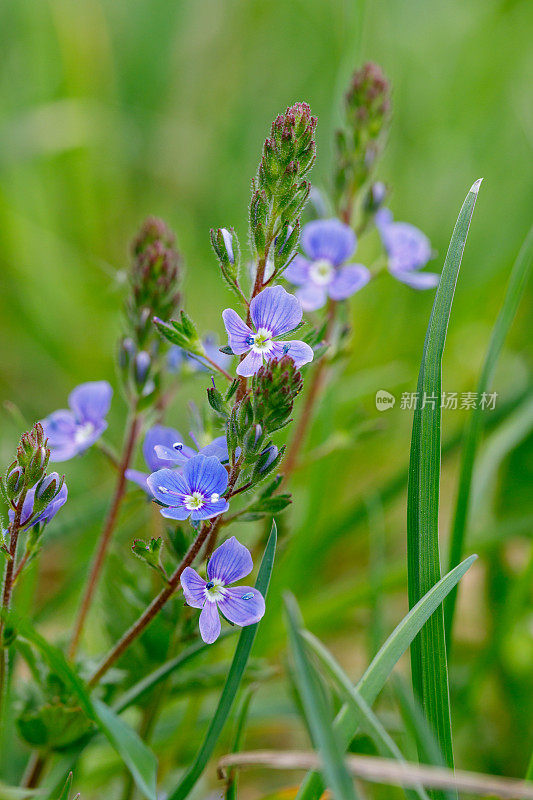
[125,469,150,492]
[250,286,302,337]
[382,222,432,273]
[328,264,371,301]
[33,482,68,526]
[222,309,253,355]
[182,454,228,497]
[236,349,264,377]
[218,586,265,627]
[146,468,189,504]
[190,497,229,520]
[154,444,189,465]
[143,425,185,471]
[181,567,207,609]
[271,340,314,368]
[284,255,311,286]
[295,283,328,311]
[160,505,192,521]
[207,536,253,584]
[375,207,393,232]
[199,601,221,643]
[41,410,79,461]
[392,270,440,290]
[69,381,112,425]
[200,436,229,462]
[302,219,356,266]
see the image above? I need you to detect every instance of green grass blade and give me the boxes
[167,522,277,800]
[4,612,158,800]
[407,180,482,778]
[301,629,430,800]
[285,594,358,800]
[225,685,256,800]
[445,224,533,641]
[295,555,476,800]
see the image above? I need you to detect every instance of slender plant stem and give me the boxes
[192,353,233,382]
[0,487,28,733]
[68,413,142,660]
[23,751,47,789]
[282,299,337,482]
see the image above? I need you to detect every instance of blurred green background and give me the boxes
[1,0,532,796]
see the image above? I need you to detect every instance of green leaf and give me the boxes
[3,611,158,800]
[93,698,158,800]
[295,555,476,800]
[167,521,277,800]
[445,224,533,642]
[285,594,358,800]
[407,180,481,780]
[225,685,256,800]
[301,630,430,800]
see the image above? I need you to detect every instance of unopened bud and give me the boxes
[134,351,151,386]
[6,466,24,500]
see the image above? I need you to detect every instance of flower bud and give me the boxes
[118,336,136,370]
[6,466,24,500]
[134,350,151,387]
[252,356,303,433]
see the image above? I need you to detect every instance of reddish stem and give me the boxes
[68,414,142,659]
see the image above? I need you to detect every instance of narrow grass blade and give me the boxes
[285,594,358,800]
[225,685,256,800]
[295,555,476,800]
[167,522,277,800]
[407,180,482,777]
[4,611,158,800]
[301,629,430,800]
[445,224,533,641]
[56,772,78,800]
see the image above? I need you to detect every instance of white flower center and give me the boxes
[251,327,274,354]
[74,422,95,446]
[184,491,205,510]
[204,578,226,602]
[310,258,334,285]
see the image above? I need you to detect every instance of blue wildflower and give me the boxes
[222,285,314,377]
[126,424,228,493]
[375,208,439,289]
[284,219,370,310]
[181,536,265,643]
[8,473,68,531]
[147,453,229,522]
[41,381,113,462]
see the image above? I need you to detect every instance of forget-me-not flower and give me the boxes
[147,453,229,521]
[41,381,113,462]
[284,219,370,311]
[181,536,265,643]
[222,285,313,377]
[167,334,232,374]
[8,473,68,531]
[126,425,228,493]
[375,208,439,289]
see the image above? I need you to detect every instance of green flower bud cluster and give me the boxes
[0,423,63,530]
[334,62,390,218]
[251,356,304,434]
[126,216,181,349]
[249,103,317,285]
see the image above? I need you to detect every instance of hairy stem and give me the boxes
[68,413,142,659]
[0,488,28,732]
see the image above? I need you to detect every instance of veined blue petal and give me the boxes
[250,286,302,338]
[302,219,356,265]
[207,536,253,584]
